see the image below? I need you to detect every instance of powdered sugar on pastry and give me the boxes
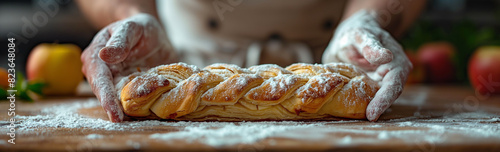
[118,62,380,120]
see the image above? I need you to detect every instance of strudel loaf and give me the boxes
[115,63,379,121]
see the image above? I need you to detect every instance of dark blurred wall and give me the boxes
[0,0,96,75]
[421,0,500,27]
[1,0,500,75]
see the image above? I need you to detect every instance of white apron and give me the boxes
[157,0,346,67]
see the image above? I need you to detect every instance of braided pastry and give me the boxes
[115,63,380,121]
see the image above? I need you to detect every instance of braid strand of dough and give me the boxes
[116,63,380,121]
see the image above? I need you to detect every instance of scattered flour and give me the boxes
[6,98,500,147]
[86,134,104,139]
[339,135,352,144]
[150,122,320,147]
[126,140,141,149]
[377,131,389,139]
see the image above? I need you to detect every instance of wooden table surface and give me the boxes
[1,84,499,151]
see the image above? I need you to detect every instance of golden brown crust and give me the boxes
[201,74,264,106]
[294,73,348,114]
[120,73,174,116]
[117,63,380,121]
[244,75,308,106]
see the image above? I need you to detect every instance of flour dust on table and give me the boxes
[3,98,499,147]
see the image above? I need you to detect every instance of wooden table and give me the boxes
[1,84,499,151]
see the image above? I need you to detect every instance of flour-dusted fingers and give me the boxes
[81,13,178,122]
[365,39,411,121]
[81,24,110,81]
[336,29,394,71]
[99,21,144,64]
[82,25,125,123]
[340,45,378,70]
[352,30,393,65]
[323,10,393,70]
[81,63,124,123]
[366,63,410,121]
[323,10,412,121]
[89,63,124,122]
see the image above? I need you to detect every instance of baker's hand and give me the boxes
[322,10,412,121]
[81,13,177,122]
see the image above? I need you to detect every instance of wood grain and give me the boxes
[0,84,499,152]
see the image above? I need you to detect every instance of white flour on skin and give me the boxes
[321,10,412,121]
[85,13,179,122]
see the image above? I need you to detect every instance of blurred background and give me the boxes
[1,0,500,98]
[0,0,95,74]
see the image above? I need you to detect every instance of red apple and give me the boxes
[0,68,9,88]
[405,51,425,84]
[417,42,456,83]
[468,46,500,95]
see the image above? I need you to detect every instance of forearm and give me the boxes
[342,0,426,38]
[76,0,158,29]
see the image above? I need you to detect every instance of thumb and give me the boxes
[354,32,393,65]
[99,22,143,64]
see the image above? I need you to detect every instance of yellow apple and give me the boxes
[26,43,83,95]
